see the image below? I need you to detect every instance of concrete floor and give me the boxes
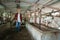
[0,23,33,40]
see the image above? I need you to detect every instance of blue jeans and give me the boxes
[16,22,21,32]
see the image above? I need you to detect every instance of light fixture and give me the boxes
[58,27,60,29]
[32,13,34,16]
[52,12,59,16]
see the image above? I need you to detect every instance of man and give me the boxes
[14,8,22,32]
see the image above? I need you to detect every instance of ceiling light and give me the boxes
[58,27,60,29]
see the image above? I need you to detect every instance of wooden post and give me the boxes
[39,9,42,29]
[35,12,36,23]
[38,7,45,29]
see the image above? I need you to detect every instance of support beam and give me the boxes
[44,5,60,11]
[47,0,60,6]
